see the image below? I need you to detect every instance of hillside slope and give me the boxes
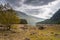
[36,9,60,24]
[16,11,44,25]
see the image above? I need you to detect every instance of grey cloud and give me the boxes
[0,0,6,4]
[5,0,56,7]
[50,1,60,12]
[24,0,55,6]
[25,9,44,15]
[49,13,53,15]
[5,0,22,7]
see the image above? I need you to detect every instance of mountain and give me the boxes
[16,11,44,25]
[0,3,12,11]
[51,9,60,21]
[36,9,60,24]
[0,4,44,25]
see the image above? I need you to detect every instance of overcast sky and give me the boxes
[0,0,60,19]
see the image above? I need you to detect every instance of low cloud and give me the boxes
[24,0,55,6]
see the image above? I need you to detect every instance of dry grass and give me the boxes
[0,24,60,40]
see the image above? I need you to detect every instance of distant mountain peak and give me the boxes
[0,3,12,11]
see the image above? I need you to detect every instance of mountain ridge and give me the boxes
[16,11,45,25]
[36,9,60,24]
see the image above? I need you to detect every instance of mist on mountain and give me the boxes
[36,9,60,24]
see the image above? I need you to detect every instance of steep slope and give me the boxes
[51,9,60,21]
[36,9,60,24]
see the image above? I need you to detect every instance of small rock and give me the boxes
[24,38,30,40]
[4,34,8,36]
